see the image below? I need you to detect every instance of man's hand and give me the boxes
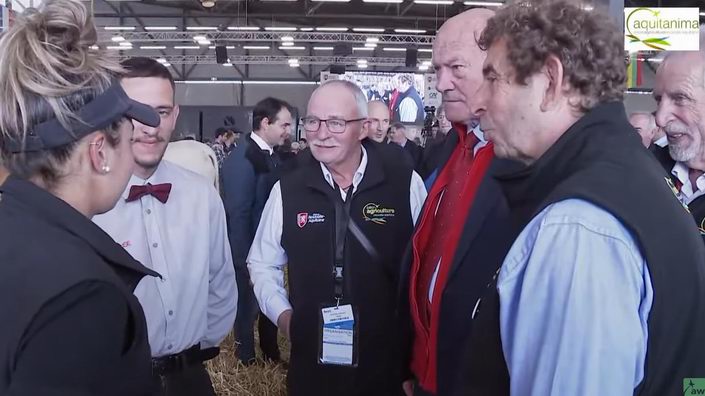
[277,309,293,340]
[402,380,414,396]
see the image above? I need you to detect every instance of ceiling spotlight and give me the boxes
[111,35,125,42]
[281,36,294,41]
[193,35,207,41]
[201,0,216,7]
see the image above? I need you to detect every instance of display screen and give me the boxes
[336,72,427,125]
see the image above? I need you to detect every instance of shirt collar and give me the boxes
[250,132,273,154]
[672,161,689,185]
[319,146,368,193]
[654,135,668,148]
[121,160,170,200]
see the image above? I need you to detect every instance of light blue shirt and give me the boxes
[498,199,653,396]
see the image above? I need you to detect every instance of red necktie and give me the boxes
[417,132,478,324]
[126,183,172,203]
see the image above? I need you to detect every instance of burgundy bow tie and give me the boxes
[126,183,172,204]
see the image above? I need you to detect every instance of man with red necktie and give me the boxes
[397,9,520,396]
[94,57,237,396]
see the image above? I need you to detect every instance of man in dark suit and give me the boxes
[389,122,423,171]
[398,8,519,396]
[222,97,293,365]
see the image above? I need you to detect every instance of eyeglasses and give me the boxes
[301,116,367,134]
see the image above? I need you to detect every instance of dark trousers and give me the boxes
[234,266,280,362]
[158,363,216,396]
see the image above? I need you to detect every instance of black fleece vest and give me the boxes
[280,142,414,396]
[463,102,705,396]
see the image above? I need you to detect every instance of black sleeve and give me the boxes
[7,281,136,396]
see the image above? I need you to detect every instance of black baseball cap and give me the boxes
[6,83,160,153]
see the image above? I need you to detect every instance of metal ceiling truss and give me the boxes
[98,31,434,45]
[114,54,408,66]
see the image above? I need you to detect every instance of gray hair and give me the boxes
[320,79,369,118]
[629,111,656,131]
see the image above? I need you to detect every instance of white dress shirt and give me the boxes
[93,161,237,357]
[250,132,273,154]
[672,162,705,205]
[654,135,668,148]
[248,146,427,325]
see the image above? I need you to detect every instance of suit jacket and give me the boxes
[403,140,423,171]
[398,128,520,396]
[222,134,280,271]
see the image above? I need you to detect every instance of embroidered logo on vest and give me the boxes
[362,203,396,225]
[297,212,325,228]
[297,213,309,228]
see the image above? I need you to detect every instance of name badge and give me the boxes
[319,304,355,366]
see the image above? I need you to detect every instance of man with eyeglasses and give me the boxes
[247,80,427,396]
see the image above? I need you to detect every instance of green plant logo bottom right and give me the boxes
[685,379,705,395]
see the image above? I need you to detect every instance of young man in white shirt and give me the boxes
[93,57,237,396]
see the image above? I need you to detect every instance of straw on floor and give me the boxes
[207,331,289,396]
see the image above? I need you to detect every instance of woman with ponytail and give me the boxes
[0,0,161,394]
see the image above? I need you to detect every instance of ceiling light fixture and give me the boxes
[140,46,167,50]
[418,65,429,71]
[313,46,334,50]
[89,45,99,50]
[104,26,135,31]
[279,46,306,50]
[118,41,133,47]
[383,47,406,52]
[223,62,234,67]
[163,62,172,67]
[364,43,377,48]
[463,0,503,6]
[418,48,432,52]
[106,46,129,50]
[193,35,207,41]
[315,27,349,31]
[144,26,178,31]
[111,35,125,42]
[174,45,200,49]
[362,0,403,3]
[227,26,260,31]
[186,26,218,31]
[353,47,375,51]
[200,0,216,7]
[353,27,386,32]
[198,40,212,45]
[281,35,294,41]
[414,0,454,4]
[243,45,271,49]
[265,27,297,31]
[366,37,379,43]
[394,28,426,33]
[300,27,315,31]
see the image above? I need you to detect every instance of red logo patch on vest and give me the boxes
[297,212,309,228]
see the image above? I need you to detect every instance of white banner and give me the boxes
[424,73,441,108]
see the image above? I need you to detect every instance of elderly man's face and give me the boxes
[654,53,705,166]
[628,114,656,148]
[433,24,487,123]
[472,38,545,164]
[306,84,367,168]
